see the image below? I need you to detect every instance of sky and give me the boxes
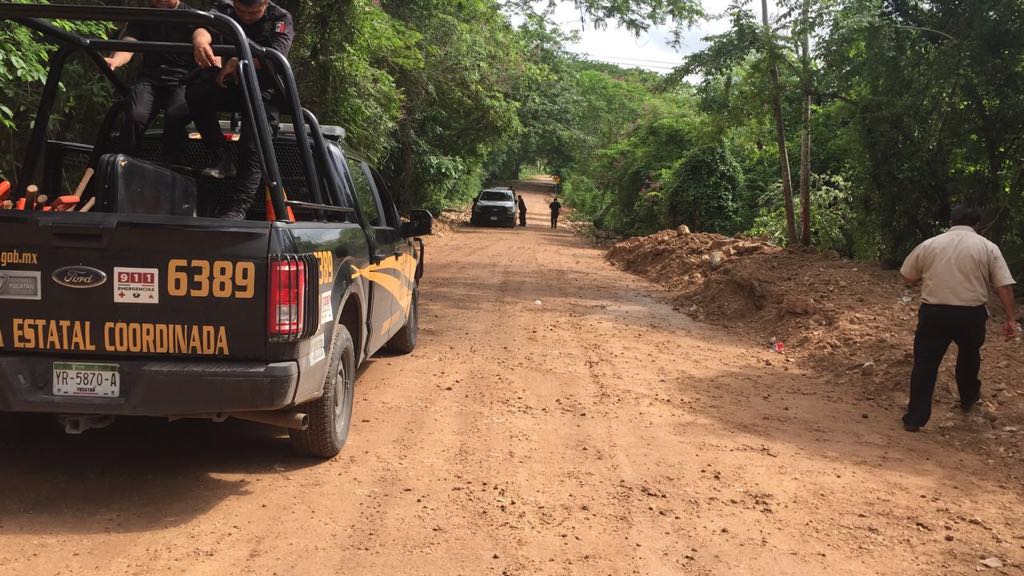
[546,0,776,74]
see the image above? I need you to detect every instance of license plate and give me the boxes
[53,362,120,398]
[490,216,498,221]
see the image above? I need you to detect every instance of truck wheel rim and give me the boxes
[334,363,351,425]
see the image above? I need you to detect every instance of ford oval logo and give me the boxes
[52,266,107,289]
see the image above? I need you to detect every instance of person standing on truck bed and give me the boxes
[104,0,195,165]
[187,0,294,220]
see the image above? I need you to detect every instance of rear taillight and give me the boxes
[269,259,306,337]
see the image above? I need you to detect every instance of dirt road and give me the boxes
[1,178,1021,575]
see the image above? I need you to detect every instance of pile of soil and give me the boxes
[607,226,1023,452]
[433,207,473,237]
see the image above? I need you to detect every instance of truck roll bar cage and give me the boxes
[0,3,326,222]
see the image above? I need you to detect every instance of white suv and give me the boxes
[471,188,517,227]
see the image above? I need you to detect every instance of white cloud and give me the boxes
[538,0,778,73]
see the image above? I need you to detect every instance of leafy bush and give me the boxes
[749,173,856,253]
[660,144,742,233]
[0,1,113,179]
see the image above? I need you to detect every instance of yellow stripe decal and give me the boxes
[351,252,417,316]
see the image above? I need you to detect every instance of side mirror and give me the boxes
[402,209,433,238]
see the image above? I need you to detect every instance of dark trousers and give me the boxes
[185,72,279,213]
[903,303,988,427]
[551,212,559,229]
[519,210,527,226]
[120,78,189,165]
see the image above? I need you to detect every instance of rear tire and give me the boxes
[385,286,418,354]
[289,324,355,458]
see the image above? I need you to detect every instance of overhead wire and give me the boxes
[570,52,682,71]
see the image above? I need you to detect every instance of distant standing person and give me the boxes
[899,204,1019,432]
[549,197,561,229]
[518,194,527,227]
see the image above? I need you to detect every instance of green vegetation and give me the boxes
[2,0,1022,271]
[533,0,1024,271]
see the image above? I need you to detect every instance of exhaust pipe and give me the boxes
[57,414,116,435]
[231,411,309,430]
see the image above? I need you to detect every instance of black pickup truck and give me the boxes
[0,5,431,458]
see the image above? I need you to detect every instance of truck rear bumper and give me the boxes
[471,214,516,226]
[0,355,299,416]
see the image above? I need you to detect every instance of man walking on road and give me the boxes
[549,196,561,229]
[517,194,527,227]
[899,204,1019,432]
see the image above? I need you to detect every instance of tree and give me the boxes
[759,0,798,245]
[677,1,800,244]
[510,0,704,38]
[816,0,1024,265]
[661,143,742,232]
[0,0,113,178]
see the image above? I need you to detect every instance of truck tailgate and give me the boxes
[0,213,271,361]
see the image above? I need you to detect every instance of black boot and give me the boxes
[220,207,247,220]
[202,157,237,180]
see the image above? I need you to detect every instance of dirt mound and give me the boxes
[607,227,781,289]
[433,206,473,237]
[607,227,1024,444]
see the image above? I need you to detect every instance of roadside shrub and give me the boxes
[748,173,858,253]
[660,144,741,233]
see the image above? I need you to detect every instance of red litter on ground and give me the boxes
[774,341,784,353]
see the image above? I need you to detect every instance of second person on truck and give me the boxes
[187,0,295,220]
[105,0,196,165]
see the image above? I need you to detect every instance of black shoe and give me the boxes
[961,397,981,412]
[201,159,236,180]
[903,423,921,432]
[220,207,246,220]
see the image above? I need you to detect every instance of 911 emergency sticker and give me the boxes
[114,267,159,304]
[320,291,333,326]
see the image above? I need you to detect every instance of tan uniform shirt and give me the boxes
[900,225,1016,306]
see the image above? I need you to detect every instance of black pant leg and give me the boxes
[232,95,279,213]
[157,84,190,166]
[121,79,160,155]
[904,305,953,427]
[185,72,232,162]
[952,306,988,407]
[234,118,262,213]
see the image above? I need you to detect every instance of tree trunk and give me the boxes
[799,2,812,246]
[762,0,798,245]
[963,81,1007,243]
[800,94,811,245]
[398,118,416,210]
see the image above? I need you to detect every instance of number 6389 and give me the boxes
[167,259,256,299]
